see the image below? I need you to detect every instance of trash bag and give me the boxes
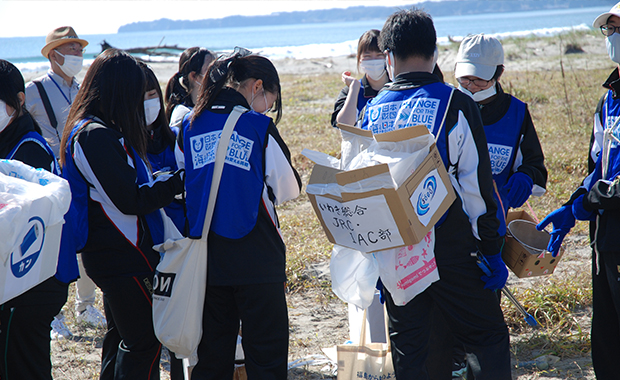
[330,245,379,309]
[0,159,71,304]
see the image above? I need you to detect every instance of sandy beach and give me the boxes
[21,30,612,85]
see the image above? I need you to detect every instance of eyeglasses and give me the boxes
[457,77,492,87]
[601,24,620,37]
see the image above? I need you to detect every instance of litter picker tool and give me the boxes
[472,251,539,328]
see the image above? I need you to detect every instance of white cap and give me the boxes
[455,34,504,81]
[593,2,620,28]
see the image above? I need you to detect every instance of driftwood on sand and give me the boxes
[100,39,187,57]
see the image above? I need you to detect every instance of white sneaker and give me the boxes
[76,305,106,328]
[51,315,73,340]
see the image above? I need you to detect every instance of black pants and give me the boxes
[191,282,288,380]
[91,273,161,380]
[383,259,511,380]
[591,250,620,380]
[0,277,68,380]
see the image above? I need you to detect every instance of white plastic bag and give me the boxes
[0,159,70,304]
[330,245,379,309]
[340,125,374,170]
[152,211,206,366]
[375,228,440,306]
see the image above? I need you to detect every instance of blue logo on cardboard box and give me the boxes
[10,216,45,278]
[417,176,437,216]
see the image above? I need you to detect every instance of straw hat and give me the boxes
[41,26,88,58]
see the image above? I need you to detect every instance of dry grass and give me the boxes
[275,30,612,359]
[51,30,611,378]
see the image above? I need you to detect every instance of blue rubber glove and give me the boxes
[480,253,509,290]
[503,172,533,208]
[572,194,596,221]
[536,205,575,257]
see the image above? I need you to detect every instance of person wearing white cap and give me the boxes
[539,3,620,379]
[449,33,547,379]
[455,34,547,238]
[24,26,106,341]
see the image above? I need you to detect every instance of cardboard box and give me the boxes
[307,125,456,253]
[502,210,564,278]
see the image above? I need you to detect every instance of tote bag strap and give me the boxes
[433,87,454,143]
[200,105,247,239]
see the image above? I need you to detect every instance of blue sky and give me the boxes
[0,0,421,38]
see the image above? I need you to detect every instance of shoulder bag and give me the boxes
[152,105,247,365]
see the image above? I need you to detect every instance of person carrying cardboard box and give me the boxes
[358,8,511,379]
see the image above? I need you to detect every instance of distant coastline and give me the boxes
[118,0,614,33]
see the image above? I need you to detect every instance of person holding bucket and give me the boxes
[0,59,79,380]
[539,4,620,378]
[455,34,547,237]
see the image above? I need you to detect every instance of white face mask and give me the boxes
[472,83,497,102]
[607,33,620,64]
[54,50,84,78]
[144,97,161,126]
[250,89,269,114]
[457,84,474,99]
[360,59,386,81]
[385,51,395,81]
[0,100,15,133]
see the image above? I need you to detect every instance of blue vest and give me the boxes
[483,96,526,235]
[8,131,78,283]
[361,81,453,169]
[147,139,184,233]
[599,90,620,183]
[355,79,373,114]
[8,131,60,174]
[183,110,270,239]
[64,119,165,251]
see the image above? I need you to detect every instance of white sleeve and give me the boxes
[449,110,488,240]
[174,140,185,170]
[591,112,605,163]
[264,135,300,205]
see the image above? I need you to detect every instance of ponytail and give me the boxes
[164,47,216,121]
[192,47,282,125]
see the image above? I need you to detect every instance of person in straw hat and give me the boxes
[24,26,107,340]
[538,2,620,379]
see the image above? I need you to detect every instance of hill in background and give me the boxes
[118,0,613,33]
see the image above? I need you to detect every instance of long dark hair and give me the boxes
[0,59,26,116]
[60,49,147,165]
[0,59,41,133]
[192,50,282,125]
[164,47,216,120]
[139,61,176,148]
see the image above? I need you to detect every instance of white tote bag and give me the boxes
[152,106,246,365]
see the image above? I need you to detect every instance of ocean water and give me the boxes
[0,5,609,72]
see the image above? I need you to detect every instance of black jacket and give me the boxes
[0,113,54,171]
